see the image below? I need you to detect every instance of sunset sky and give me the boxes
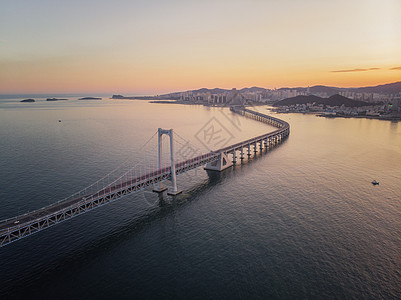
[0,0,400,94]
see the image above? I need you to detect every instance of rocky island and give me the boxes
[78,97,102,100]
[47,98,68,101]
[20,99,35,102]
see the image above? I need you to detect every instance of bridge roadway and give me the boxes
[0,107,289,247]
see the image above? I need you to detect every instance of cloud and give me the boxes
[390,66,401,70]
[331,67,380,73]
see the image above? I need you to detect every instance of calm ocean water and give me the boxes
[0,97,400,299]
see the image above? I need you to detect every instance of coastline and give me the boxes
[315,113,401,121]
[269,109,401,121]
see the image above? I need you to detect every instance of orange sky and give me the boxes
[0,0,400,94]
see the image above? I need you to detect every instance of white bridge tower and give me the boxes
[152,128,182,196]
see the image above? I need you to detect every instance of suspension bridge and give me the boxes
[0,107,290,247]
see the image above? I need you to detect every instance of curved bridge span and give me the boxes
[0,107,290,247]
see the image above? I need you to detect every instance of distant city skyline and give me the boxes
[0,0,400,94]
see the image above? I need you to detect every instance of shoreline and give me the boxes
[315,114,401,121]
[269,109,401,121]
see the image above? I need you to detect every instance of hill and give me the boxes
[326,94,370,107]
[239,87,267,93]
[310,85,342,96]
[273,94,371,107]
[183,88,229,94]
[350,81,401,94]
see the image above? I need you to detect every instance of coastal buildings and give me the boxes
[176,87,400,110]
[179,88,247,105]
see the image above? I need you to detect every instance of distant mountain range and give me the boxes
[165,81,401,96]
[273,94,374,107]
[348,81,401,94]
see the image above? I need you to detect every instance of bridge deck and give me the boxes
[0,107,289,247]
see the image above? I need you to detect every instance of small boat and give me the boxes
[371,180,379,185]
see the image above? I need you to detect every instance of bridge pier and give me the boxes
[204,152,233,172]
[248,142,251,156]
[240,146,244,160]
[232,151,237,164]
[254,141,257,153]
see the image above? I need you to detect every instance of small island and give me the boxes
[47,98,68,101]
[20,99,35,103]
[79,97,102,100]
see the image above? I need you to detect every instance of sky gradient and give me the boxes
[1,0,400,94]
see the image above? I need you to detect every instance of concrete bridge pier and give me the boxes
[232,150,237,164]
[247,142,251,156]
[254,141,258,153]
[240,146,244,160]
[259,140,263,151]
[204,152,233,172]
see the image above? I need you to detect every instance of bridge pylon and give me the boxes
[152,128,182,195]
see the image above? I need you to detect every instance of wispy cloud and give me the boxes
[331,68,380,73]
[390,66,401,70]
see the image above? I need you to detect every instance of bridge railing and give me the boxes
[216,106,290,153]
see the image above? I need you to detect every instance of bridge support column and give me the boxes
[259,140,263,151]
[232,150,237,164]
[240,146,244,160]
[153,128,168,193]
[254,141,257,153]
[167,129,182,196]
[204,152,233,172]
[153,128,182,195]
[248,142,251,156]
